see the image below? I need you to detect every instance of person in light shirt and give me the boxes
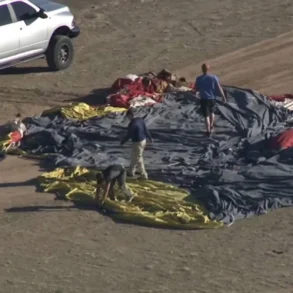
[13,113,27,138]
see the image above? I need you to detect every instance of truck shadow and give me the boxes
[0,66,52,75]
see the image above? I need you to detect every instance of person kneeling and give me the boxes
[96,164,133,206]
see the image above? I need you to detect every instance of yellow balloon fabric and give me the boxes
[0,133,11,151]
[41,103,126,120]
[0,103,223,230]
[38,166,223,230]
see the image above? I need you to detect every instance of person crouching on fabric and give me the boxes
[96,164,134,206]
[120,108,153,180]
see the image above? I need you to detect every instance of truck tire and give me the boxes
[46,35,74,71]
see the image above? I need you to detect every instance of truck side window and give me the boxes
[0,5,12,27]
[11,1,36,21]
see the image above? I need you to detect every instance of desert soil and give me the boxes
[1,0,293,292]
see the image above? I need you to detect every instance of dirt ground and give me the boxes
[1,0,293,292]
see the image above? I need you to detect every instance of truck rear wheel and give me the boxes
[46,35,74,71]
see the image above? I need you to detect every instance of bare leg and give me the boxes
[210,113,215,132]
[99,183,111,206]
[205,116,211,133]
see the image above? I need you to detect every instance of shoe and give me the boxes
[138,175,148,180]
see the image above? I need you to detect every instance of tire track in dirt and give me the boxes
[176,31,293,94]
[0,87,80,107]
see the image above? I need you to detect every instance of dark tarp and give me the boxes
[20,86,293,224]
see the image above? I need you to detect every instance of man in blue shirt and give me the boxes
[195,63,226,136]
[121,108,153,180]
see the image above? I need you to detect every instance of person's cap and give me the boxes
[201,63,210,72]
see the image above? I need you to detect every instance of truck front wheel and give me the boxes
[46,35,74,71]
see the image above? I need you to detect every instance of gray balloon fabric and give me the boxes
[21,86,293,225]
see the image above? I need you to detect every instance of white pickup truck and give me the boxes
[0,0,80,71]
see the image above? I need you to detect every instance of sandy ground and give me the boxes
[1,0,293,292]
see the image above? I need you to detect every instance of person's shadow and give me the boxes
[5,202,100,213]
[0,178,36,188]
[4,182,105,215]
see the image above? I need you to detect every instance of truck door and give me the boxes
[10,1,48,56]
[0,4,21,63]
